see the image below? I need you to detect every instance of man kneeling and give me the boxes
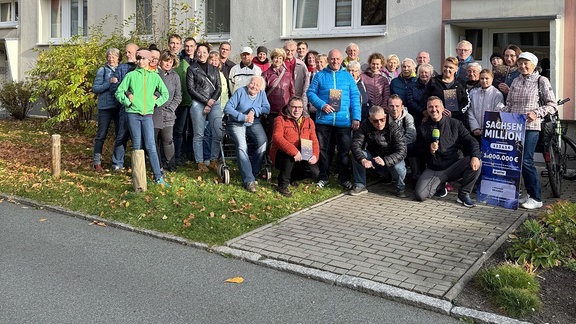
[415,96,481,207]
[349,105,408,197]
[270,96,320,197]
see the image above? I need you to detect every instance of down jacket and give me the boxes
[269,107,319,165]
[307,67,361,127]
[92,64,120,110]
[186,61,222,105]
[351,118,407,167]
[360,69,390,107]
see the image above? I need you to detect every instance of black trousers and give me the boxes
[274,150,320,188]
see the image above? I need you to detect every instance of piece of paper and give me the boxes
[329,89,342,112]
[300,138,313,161]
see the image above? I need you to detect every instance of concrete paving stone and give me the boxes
[310,236,334,245]
[331,240,358,249]
[319,248,345,257]
[331,267,350,275]
[389,263,418,274]
[392,243,413,252]
[337,246,363,256]
[282,239,304,248]
[314,241,337,250]
[351,265,382,276]
[346,270,364,277]
[375,250,401,259]
[301,248,328,258]
[415,269,446,281]
[385,278,403,286]
[365,258,393,269]
[329,260,356,270]
[392,248,419,258]
[373,271,410,283]
[387,257,410,267]
[434,253,464,263]
[398,281,417,291]
[400,255,429,265]
[320,264,337,272]
[341,253,369,263]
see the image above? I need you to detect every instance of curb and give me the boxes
[1,193,531,324]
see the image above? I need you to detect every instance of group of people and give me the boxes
[92,37,557,209]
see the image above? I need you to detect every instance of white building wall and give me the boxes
[227,0,444,68]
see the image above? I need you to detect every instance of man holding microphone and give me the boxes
[414,96,481,207]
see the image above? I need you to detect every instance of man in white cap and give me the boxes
[228,46,262,94]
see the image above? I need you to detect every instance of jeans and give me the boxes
[112,108,131,168]
[414,156,481,201]
[93,108,120,165]
[173,105,190,162]
[227,119,267,185]
[189,100,223,163]
[352,150,407,192]
[523,130,541,201]
[154,126,175,169]
[126,113,162,180]
[315,124,352,183]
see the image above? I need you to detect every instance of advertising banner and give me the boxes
[477,112,526,209]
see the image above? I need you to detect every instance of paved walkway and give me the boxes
[228,175,576,302]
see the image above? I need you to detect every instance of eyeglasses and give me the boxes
[457,48,471,52]
[290,105,303,109]
[370,117,386,124]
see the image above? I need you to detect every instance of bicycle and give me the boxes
[540,97,575,198]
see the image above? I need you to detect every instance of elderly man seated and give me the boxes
[414,96,481,207]
[349,105,408,197]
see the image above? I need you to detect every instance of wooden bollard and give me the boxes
[132,149,147,192]
[51,134,61,178]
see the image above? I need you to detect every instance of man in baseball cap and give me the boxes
[228,46,262,94]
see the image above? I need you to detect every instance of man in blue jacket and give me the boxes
[307,49,361,189]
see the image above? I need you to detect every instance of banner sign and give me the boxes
[477,112,526,209]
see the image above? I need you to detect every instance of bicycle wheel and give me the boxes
[562,135,576,180]
[546,141,562,198]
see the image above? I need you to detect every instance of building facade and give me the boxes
[1,0,574,118]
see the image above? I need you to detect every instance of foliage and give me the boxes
[27,16,141,129]
[0,119,342,245]
[476,263,542,318]
[539,200,576,257]
[507,219,562,272]
[0,81,32,120]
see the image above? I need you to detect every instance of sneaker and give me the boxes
[154,178,171,188]
[277,186,293,197]
[457,192,475,208]
[518,194,530,204]
[521,197,543,210]
[435,185,448,198]
[94,164,104,173]
[112,165,123,173]
[245,181,257,193]
[396,190,408,198]
[340,181,354,190]
[316,180,329,188]
[445,182,454,192]
[348,186,367,196]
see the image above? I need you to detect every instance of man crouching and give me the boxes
[270,96,320,197]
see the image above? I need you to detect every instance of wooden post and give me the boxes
[132,149,147,192]
[51,134,61,178]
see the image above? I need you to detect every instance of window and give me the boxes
[0,0,18,24]
[135,0,152,36]
[291,0,386,37]
[205,0,230,35]
[50,0,87,39]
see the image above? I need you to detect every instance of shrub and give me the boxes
[507,219,562,271]
[476,264,542,318]
[539,200,576,257]
[0,81,32,120]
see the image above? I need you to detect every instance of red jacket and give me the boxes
[269,110,320,165]
[263,66,295,114]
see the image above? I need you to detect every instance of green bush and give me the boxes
[507,219,562,270]
[494,286,542,318]
[476,264,541,318]
[539,200,576,257]
[0,81,32,120]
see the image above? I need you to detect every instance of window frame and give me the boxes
[204,0,231,42]
[285,0,387,38]
[48,0,87,43]
[0,0,18,28]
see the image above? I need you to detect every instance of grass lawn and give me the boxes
[0,118,342,245]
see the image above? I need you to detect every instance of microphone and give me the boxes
[432,128,440,142]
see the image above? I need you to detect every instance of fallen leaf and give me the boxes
[209,211,215,218]
[39,218,47,222]
[199,206,206,212]
[125,201,130,208]
[225,276,244,284]
[221,214,226,219]
[162,215,168,220]
[91,221,107,227]
[250,214,258,220]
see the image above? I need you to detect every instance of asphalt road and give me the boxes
[0,200,459,324]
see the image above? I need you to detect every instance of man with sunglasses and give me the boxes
[349,105,407,197]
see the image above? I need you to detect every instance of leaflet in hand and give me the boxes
[329,89,342,112]
[300,138,313,161]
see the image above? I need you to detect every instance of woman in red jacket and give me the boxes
[270,96,320,197]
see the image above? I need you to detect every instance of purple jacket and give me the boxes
[360,70,390,107]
